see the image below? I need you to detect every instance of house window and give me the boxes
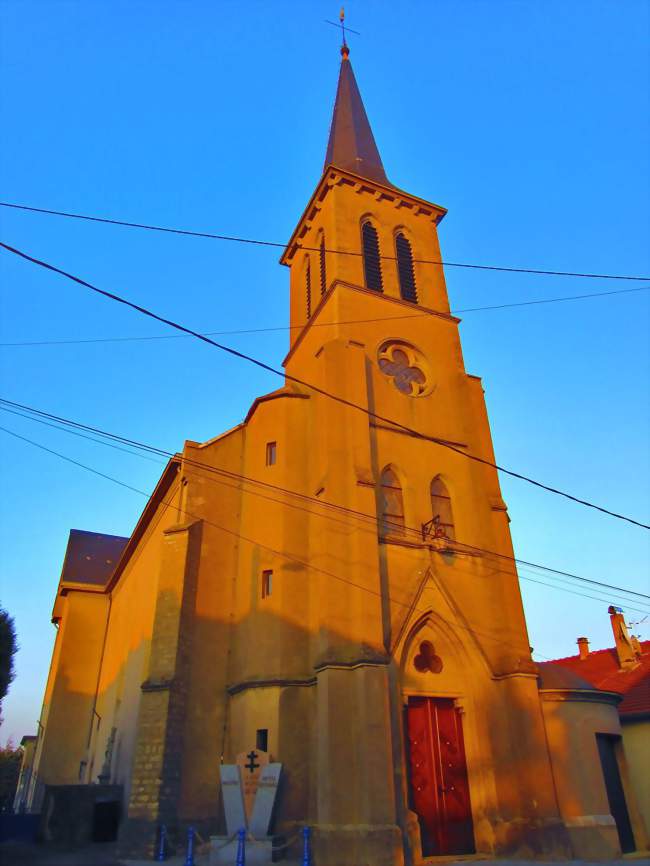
[396,233,418,303]
[378,466,404,535]
[262,569,273,598]
[362,220,383,292]
[265,442,277,466]
[319,235,327,295]
[256,729,269,752]
[430,476,455,541]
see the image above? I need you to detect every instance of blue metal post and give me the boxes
[235,827,246,866]
[302,826,311,866]
[155,824,167,861]
[183,826,195,866]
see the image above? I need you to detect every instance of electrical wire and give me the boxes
[2,200,649,282]
[2,239,648,530]
[2,396,648,605]
[1,285,648,349]
[0,422,587,662]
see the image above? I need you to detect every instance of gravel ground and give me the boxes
[0,842,647,866]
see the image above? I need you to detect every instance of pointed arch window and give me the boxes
[430,477,455,541]
[362,220,383,293]
[379,466,404,536]
[319,235,327,296]
[396,233,418,303]
[305,257,312,319]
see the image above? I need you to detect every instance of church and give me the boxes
[22,40,648,865]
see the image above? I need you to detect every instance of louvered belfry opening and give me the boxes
[319,236,327,295]
[362,220,384,292]
[396,232,418,303]
[305,257,312,318]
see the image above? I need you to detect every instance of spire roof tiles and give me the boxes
[324,46,389,186]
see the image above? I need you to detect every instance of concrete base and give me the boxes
[565,818,621,860]
[312,823,404,866]
[491,817,573,859]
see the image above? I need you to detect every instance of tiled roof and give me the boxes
[60,529,129,588]
[536,662,598,691]
[548,641,650,717]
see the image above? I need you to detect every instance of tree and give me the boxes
[0,742,22,812]
[0,608,18,711]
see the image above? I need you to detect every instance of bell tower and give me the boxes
[281,42,452,354]
[277,41,572,863]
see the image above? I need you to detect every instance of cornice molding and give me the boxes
[280,166,447,266]
[227,676,316,696]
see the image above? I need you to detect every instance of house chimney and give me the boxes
[577,637,590,659]
[630,634,643,659]
[608,605,638,670]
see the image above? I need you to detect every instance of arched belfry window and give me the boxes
[396,233,418,303]
[362,220,383,293]
[430,477,455,541]
[379,466,404,536]
[305,257,312,319]
[319,235,327,296]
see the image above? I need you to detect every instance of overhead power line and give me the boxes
[2,422,646,653]
[1,285,648,349]
[2,240,648,531]
[2,396,648,606]
[2,201,649,282]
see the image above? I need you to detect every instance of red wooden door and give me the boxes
[406,697,475,856]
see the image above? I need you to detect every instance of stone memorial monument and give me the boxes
[210,749,283,865]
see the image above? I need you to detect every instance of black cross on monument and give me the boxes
[245,750,260,773]
[325,7,361,48]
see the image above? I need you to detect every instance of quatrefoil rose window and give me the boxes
[377,341,429,397]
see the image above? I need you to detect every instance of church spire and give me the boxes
[323,42,389,186]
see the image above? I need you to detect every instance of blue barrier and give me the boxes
[235,827,246,866]
[183,826,195,866]
[155,823,167,861]
[302,826,311,866]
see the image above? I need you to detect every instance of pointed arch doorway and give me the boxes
[405,696,475,857]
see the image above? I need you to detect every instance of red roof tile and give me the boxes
[548,641,650,716]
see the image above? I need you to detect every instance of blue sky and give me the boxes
[0,0,648,745]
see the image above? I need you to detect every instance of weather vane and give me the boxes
[325,7,361,50]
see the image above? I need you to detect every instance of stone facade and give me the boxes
[26,46,648,865]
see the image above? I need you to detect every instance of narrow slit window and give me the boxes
[262,569,273,598]
[378,466,404,535]
[319,235,327,295]
[362,221,383,292]
[396,233,418,303]
[256,729,269,752]
[266,442,277,466]
[430,476,455,541]
[305,257,312,318]
[320,235,327,295]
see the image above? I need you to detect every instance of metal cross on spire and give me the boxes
[325,7,361,53]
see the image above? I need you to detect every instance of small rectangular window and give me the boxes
[256,729,268,752]
[265,442,277,466]
[262,569,273,598]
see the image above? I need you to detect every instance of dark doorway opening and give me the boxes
[596,734,635,853]
[92,800,121,842]
[405,696,475,857]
